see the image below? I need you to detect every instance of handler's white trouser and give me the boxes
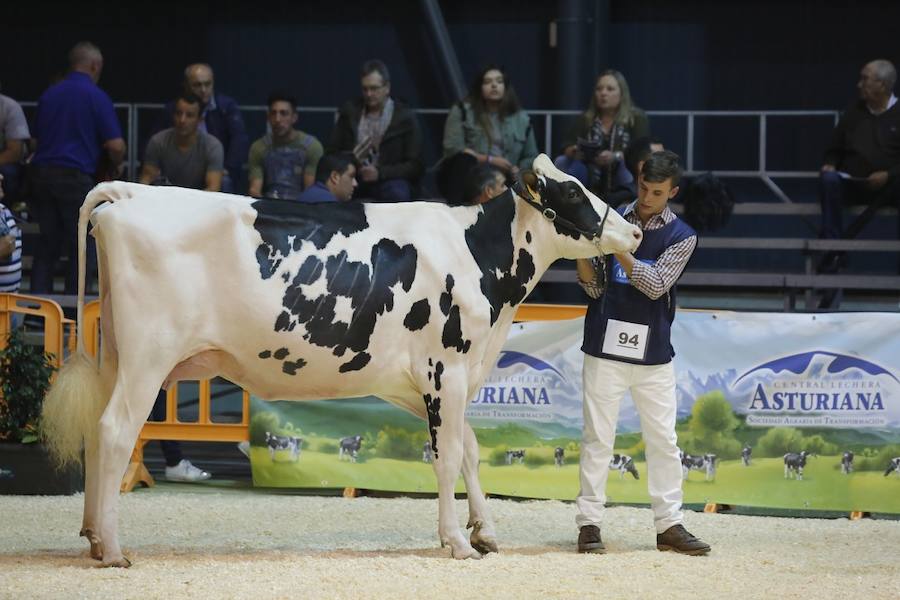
[575,355,684,534]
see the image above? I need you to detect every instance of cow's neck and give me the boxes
[463,190,556,327]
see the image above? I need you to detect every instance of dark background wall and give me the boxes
[4,0,898,110]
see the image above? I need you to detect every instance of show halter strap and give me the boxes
[511,178,613,242]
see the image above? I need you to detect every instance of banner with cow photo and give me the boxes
[249,310,900,514]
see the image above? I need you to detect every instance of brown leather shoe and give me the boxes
[656,524,711,555]
[577,525,606,554]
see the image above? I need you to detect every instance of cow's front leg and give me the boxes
[461,422,498,554]
[424,387,479,559]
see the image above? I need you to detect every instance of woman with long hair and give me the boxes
[441,64,538,193]
[556,69,650,206]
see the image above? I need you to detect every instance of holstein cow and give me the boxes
[741,445,752,467]
[682,453,716,481]
[40,154,642,566]
[783,450,810,480]
[505,449,526,465]
[609,453,639,479]
[338,435,363,462]
[840,451,854,475]
[554,446,565,467]
[265,432,302,461]
[423,440,433,463]
[884,457,900,477]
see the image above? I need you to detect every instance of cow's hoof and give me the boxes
[80,528,103,561]
[451,546,483,560]
[99,557,132,568]
[468,520,499,555]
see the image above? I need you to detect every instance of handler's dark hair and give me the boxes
[462,164,504,205]
[315,152,358,183]
[641,150,682,186]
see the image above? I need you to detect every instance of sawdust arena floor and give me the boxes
[1,484,898,599]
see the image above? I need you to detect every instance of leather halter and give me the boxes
[512,178,613,243]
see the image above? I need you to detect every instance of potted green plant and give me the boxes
[0,328,82,494]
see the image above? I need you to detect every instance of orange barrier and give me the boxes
[0,293,74,370]
[82,300,585,491]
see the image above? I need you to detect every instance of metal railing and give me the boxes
[20,101,840,202]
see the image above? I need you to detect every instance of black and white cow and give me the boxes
[505,449,526,465]
[783,450,810,480]
[338,435,362,462]
[265,431,302,461]
[41,154,642,566]
[609,453,639,479]
[841,451,854,475]
[423,440,433,463]
[682,453,716,481]
[884,457,900,477]
[554,446,565,467]
[741,445,752,467]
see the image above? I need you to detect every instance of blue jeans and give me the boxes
[819,170,900,239]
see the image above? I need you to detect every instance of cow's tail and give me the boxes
[42,182,127,468]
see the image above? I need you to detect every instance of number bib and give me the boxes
[601,319,649,360]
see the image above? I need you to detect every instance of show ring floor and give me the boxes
[1,483,898,599]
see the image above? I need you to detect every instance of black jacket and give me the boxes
[327,99,424,182]
[824,99,900,179]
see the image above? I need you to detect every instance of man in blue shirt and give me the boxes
[574,151,710,556]
[29,41,125,294]
[297,153,358,203]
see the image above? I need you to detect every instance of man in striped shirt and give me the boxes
[574,151,709,556]
[0,174,22,297]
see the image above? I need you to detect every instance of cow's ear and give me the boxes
[519,170,540,199]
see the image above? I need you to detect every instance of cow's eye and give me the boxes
[567,189,578,200]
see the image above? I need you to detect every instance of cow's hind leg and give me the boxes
[94,369,168,567]
[461,422,498,554]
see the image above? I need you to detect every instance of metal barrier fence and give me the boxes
[19,101,839,203]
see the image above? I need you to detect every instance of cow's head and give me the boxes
[516,154,642,257]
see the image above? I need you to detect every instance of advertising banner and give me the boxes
[250,311,900,513]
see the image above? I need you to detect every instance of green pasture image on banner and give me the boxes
[249,312,900,514]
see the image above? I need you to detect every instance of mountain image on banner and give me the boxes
[734,351,900,385]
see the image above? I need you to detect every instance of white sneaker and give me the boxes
[164,459,211,482]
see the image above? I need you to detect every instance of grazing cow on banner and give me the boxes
[681,453,716,481]
[338,435,363,462]
[265,432,302,462]
[783,450,810,480]
[423,440,433,463]
[741,445,752,467]
[505,449,526,465]
[554,446,565,467]
[841,451,854,474]
[884,457,900,477]
[609,453,639,479]
[40,154,642,566]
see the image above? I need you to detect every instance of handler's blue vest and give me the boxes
[582,209,696,365]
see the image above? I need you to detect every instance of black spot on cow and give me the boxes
[339,352,372,373]
[463,189,536,324]
[423,393,442,459]
[281,272,290,283]
[258,350,271,359]
[439,274,454,316]
[443,306,471,353]
[526,231,532,244]
[266,234,418,364]
[404,299,430,331]
[282,358,307,375]
[252,199,370,279]
[273,347,290,360]
[434,361,444,391]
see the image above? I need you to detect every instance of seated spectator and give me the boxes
[462,164,507,205]
[154,63,248,193]
[140,93,224,191]
[248,92,323,200]
[442,64,538,181]
[327,59,423,202]
[0,87,30,200]
[819,59,900,242]
[0,175,22,300]
[296,152,358,203]
[555,70,649,207]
